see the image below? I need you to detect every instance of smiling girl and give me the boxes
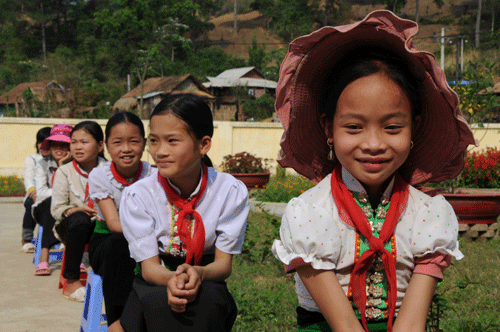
[88,112,153,332]
[272,11,476,332]
[119,93,249,331]
[51,121,106,302]
[33,124,73,276]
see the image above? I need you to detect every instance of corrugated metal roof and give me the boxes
[216,67,255,79]
[203,77,277,89]
[134,91,165,99]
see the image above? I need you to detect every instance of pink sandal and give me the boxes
[35,262,51,276]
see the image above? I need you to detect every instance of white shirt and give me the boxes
[88,161,153,221]
[272,168,463,313]
[120,167,250,263]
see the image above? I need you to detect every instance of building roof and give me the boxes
[120,74,212,99]
[203,77,277,89]
[0,81,65,104]
[203,66,277,89]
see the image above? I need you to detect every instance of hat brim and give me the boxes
[276,10,476,185]
[42,135,71,150]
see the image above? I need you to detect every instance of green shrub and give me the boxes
[0,175,25,196]
[252,174,314,203]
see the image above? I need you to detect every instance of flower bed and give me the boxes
[0,176,25,197]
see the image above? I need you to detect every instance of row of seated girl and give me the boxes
[26,92,250,332]
[22,10,474,332]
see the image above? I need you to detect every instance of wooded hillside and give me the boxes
[0,0,498,118]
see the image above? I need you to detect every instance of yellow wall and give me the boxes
[0,117,498,177]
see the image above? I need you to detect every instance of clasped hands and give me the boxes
[167,264,202,313]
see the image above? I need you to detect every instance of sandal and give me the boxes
[20,243,35,253]
[35,262,51,276]
[63,286,86,302]
[80,263,87,273]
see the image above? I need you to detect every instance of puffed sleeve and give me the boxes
[120,186,160,262]
[272,197,343,272]
[410,195,463,260]
[215,180,249,254]
[89,168,112,201]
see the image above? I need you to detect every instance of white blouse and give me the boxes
[88,161,153,221]
[272,168,463,313]
[120,167,250,263]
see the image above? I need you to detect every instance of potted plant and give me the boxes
[422,148,500,226]
[421,62,500,237]
[220,152,271,189]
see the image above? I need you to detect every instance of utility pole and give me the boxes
[234,0,237,34]
[440,28,445,69]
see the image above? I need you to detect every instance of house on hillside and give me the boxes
[0,81,67,116]
[203,67,277,121]
[113,74,214,118]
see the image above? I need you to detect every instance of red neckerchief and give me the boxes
[158,163,208,265]
[72,159,93,208]
[330,165,409,332]
[110,161,143,186]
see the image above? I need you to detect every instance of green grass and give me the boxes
[230,211,500,331]
[0,175,25,196]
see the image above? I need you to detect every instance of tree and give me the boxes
[247,37,266,71]
[476,0,483,47]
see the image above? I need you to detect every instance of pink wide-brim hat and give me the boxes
[42,123,73,149]
[275,10,476,185]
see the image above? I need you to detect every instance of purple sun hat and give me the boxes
[275,10,476,185]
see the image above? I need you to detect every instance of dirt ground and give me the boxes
[0,200,81,331]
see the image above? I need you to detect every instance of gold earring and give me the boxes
[327,140,335,161]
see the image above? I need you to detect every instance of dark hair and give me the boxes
[36,127,51,152]
[150,93,214,140]
[105,111,145,142]
[71,120,105,158]
[321,48,421,122]
[151,94,214,166]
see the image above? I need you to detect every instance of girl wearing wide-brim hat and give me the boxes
[272,10,476,332]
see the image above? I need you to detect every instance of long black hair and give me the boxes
[36,127,51,152]
[71,120,105,159]
[151,94,213,167]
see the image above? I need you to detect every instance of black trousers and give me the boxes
[89,232,136,325]
[55,211,94,280]
[22,197,36,241]
[33,198,60,249]
[120,276,237,332]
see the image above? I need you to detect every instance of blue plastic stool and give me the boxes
[33,225,63,266]
[80,270,108,332]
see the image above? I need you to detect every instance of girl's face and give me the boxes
[38,142,51,158]
[149,114,210,186]
[50,141,70,163]
[325,71,413,197]
[70,129,104,166]
[106,122,145,177]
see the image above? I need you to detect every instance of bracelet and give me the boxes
[27,187,36,196]
[63,209,71,218]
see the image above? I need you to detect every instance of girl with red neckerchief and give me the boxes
[119,93,249,332]
[88,112,153,332]
[272,11,477,332]
[51,121,106,302]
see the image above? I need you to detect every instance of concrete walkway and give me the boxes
[0,200,81,331]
